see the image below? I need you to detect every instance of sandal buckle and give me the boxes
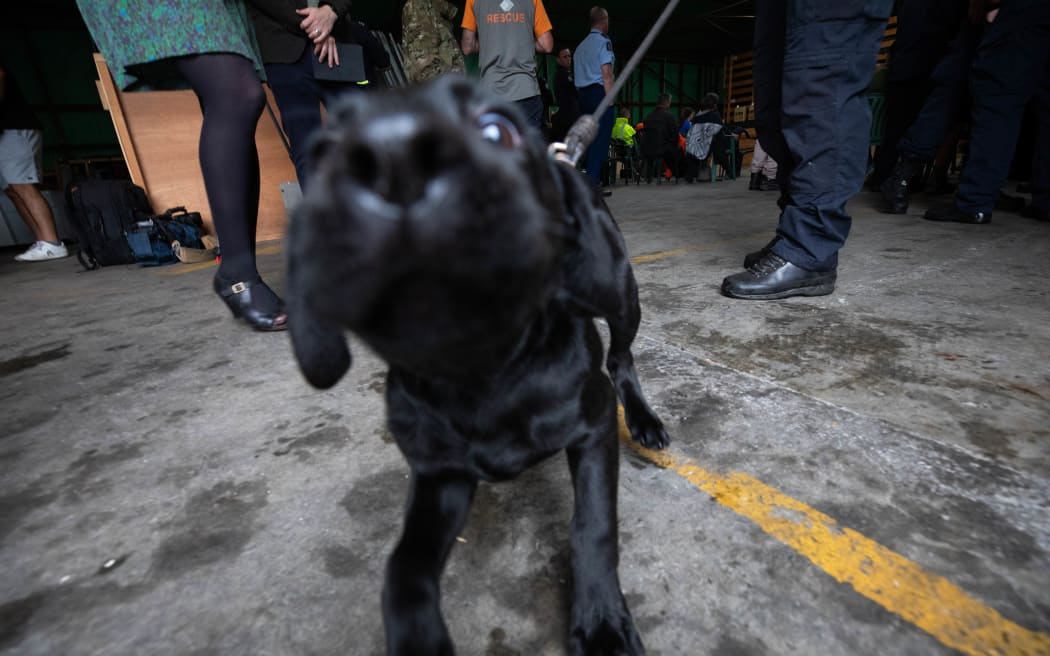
[230,282,247,294]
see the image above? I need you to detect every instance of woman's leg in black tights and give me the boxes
[175,53,265,284]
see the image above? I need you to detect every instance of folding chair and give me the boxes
[609,138,641,185]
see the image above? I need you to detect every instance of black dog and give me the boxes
[287,76,670,655]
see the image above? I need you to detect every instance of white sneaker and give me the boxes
[15,241,69,262]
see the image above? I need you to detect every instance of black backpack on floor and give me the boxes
[67,179,154,270]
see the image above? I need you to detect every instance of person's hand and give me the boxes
[297,5,339,45]
[968,0,1001,23]
[315,36,340,68]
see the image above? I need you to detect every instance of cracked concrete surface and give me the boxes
[1,179,1048,655]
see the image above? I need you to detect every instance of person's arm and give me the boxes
[461,29,479,55]
[460,0,479,54]
[968,0,1001,23]
[600,62,614,95]
[316,36,340,67]
[536,30,553,53]
[246,0,305,34]
[320,0,351,20]
[599,32,615,95]
[533,0,553,53]
[297,4,340,45]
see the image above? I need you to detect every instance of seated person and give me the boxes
[678,107,695,137]
[683,91,740,180]
[612,107,636,146]
[640,93,682,179]
[694,91,723,124]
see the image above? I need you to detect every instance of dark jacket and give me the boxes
[694,109,722,125]
[641,107,678,156]
[552,66,579,117]
[549,65,580,142]
[888,0,966,82]
[248,0,353,64]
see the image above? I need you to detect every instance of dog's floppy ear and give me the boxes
[288,302,351,389]
[552,162,635,318]
[286,234,352,390]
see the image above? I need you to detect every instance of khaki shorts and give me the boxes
[0,129,43,189]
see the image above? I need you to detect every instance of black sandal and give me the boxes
[213,275,288,332]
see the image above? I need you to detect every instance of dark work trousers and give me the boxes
[265,48,359,192]
[515,95,545,131]
[753,0,891,272]
[897,21,983,160]
[955,4,1050,214]
[578,84,615,187]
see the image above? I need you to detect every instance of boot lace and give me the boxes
[748,252,787,276]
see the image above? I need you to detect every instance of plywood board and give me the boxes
[92,54,298,242]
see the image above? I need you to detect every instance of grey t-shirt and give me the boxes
[462,0,551,102]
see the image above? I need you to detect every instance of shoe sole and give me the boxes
[923,214,991,224]
[15,254,68,262]
[721,280,836,300]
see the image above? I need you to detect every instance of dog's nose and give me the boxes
[344,114,463,206]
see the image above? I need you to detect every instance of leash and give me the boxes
[548,0,682,167]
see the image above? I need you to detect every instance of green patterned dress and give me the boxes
[76,0,265,90]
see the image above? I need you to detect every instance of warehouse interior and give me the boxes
[1,2,1048,655]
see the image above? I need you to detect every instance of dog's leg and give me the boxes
[596,256,667,449]
[383,471,477,656]
[557,165,669,450]
[604,269,670,450]
[565,409,645,656]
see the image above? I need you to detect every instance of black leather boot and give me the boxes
[748,172,762,190]
[880,155,924,214]
[743,237,779,268]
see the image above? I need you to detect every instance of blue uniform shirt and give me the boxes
[574,29,614,88]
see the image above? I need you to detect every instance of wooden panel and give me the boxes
[724,51,753,122]
[92,54,297,242]
[877,15,898,66]
[93,54,146,188]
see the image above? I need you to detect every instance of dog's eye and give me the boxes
[477,113,521,148]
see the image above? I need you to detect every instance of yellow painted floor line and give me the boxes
[632,247,694,264]
[630,232,771,265]
[618,413,1050,656]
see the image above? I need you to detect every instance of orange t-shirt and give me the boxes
[462,0,552,38]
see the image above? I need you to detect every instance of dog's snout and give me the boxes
[343,113,464,206]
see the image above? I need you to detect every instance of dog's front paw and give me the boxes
[388,630,454,656]
[626,408,670,451]
[384,580,455,656]
[385,610,455,656]
[569,606,645,656]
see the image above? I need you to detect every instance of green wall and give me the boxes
[537,54,724,126]
[1,26,122,175]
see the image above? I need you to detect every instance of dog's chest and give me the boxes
[383,316,611,480]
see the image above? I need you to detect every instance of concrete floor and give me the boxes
[1,179,1048,656]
